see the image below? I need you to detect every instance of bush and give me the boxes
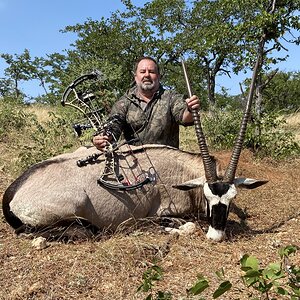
[202,108,300,159]
[0,100,35,140]
[0,100,82,177]
[136,245,299,299]
[16,111,80,172]
[245,112,300,159]
[202,108,242,150]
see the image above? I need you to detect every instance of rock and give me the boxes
[165,222,197,236]
[31,237,48,250]
[178,222,197,235]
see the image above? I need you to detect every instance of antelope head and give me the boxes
[173,58,268,241]
[173,130,268,241]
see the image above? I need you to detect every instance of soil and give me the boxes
[0,150,299,300]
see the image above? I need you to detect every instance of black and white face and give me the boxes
[172,175,267,242]
[203,182,237,241]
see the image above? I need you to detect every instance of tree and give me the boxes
[0,78,14,98]
[60,6,159,96]
[29,57,52,96]
[38,52,70,104]
[2,0,299,110]
[140,0,300,106]
[0,49,34,99]
[262,71,300,112]
[73,0,297,110]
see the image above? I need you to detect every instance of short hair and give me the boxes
[133,56,160,75]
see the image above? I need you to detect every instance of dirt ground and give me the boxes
[0,150,299,300]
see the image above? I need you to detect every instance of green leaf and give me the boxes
[244,270,261,278]
[213,281,232,298]
[276,287,289,295]
[240,255,259,271]
[279,245,297,259]
[137,280,152,293]
[188,276,209,295]
[215,268,225,280]
[242,269,262,287]
[263,263,285,280]
[268,262,281,272]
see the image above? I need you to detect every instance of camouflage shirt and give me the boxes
[108,85,193,148]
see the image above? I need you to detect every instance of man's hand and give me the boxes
[186,95,200,112]
[92,134,111,151]
[182,95,200,123]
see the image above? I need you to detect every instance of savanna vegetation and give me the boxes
[0,0,300,299]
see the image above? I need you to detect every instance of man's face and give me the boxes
[135,59,160,93]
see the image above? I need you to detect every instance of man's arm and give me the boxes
[93,98,128,151]
[182,95,200,123]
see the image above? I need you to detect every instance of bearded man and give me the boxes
[93,56,200,150]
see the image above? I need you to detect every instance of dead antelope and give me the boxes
[2,49,268,241]
[2,141,267,241]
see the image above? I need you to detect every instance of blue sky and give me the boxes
[0,0,299,97]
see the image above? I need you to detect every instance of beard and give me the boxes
[139,80,156,91]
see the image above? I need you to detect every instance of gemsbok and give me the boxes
[2,53,269,241]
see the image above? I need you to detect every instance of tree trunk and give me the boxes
[254,76,263,153]
[207,72,216,107]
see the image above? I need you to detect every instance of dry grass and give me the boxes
[24,105,56,123]
[285,111,300,127]
[284,112,300,142]
[0,150,299,299]
[0,107,299,299]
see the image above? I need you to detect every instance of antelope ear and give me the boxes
[234,177,268,189]
[172,176,206,191]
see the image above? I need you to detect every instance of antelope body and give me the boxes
[2,144,267,241]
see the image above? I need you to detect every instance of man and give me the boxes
[93,56,200,150]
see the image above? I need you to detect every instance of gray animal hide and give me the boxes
[2,145,207,232]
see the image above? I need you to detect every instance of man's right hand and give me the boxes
[92,134,110,151]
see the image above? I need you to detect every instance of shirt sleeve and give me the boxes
[169,91,194,126]
[107,97,129,141]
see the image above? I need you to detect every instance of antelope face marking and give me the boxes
[204,182,237,241]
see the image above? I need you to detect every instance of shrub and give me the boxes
[0,100,35,140]
[202,108,242,150]
[245,112,300,159]
[0,100,82,176]
[241,245,300,299]
[136,245,299,299]
[202,108,300,159]
[16,111,80,172]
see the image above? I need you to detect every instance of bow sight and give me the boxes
[61,71,155,191]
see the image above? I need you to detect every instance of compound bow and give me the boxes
[61,70,156,191]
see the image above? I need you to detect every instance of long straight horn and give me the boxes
[223,36,266,183]
[181,59,217,183]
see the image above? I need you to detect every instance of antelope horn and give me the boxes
[223,36,266,183]
[181,59,217,183]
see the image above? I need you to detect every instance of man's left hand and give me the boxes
[186,95,200,112]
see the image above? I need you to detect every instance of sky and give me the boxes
[0,0,299,97]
